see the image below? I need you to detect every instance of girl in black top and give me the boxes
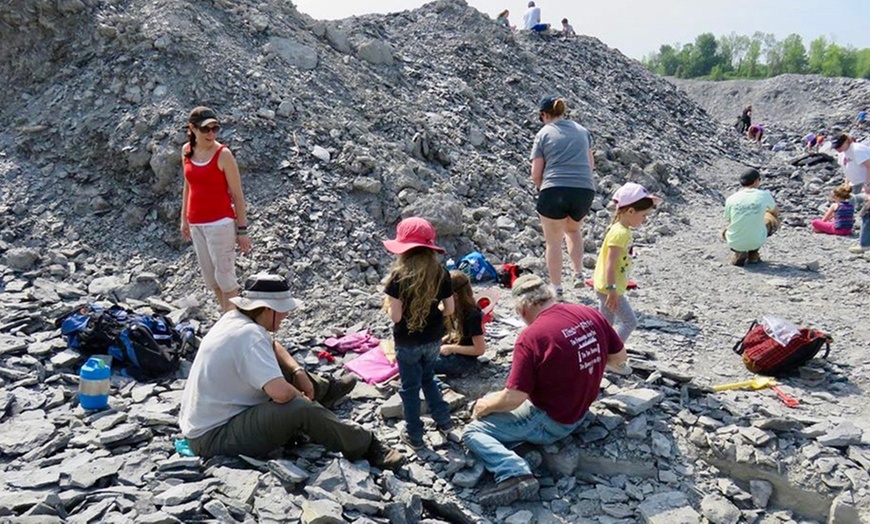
[383,217,454,449]
[436,271,486,377]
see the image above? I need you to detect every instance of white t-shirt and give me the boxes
[522,7,541,29]
[839,142,870,186]
[179,310,284,439]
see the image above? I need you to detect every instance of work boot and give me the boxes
[747,250,761,264]
[479,474,540,507]
[730,251,748,267]
[321,374,357,409]
[364,436,404,471]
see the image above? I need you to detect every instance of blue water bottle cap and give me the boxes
[81,357,111,380]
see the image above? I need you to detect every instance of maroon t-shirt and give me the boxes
[506,303,623,424]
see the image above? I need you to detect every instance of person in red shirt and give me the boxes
[461,273,627,507]
[180,107,252,312]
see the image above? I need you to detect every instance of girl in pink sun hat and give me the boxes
[382,217,454,449]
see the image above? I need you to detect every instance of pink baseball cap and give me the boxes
[612,182,662,208]
[383,217,445,254]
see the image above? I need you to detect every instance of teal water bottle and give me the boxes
[79,357,110,410]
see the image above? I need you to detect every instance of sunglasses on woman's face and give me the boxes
[198,125,220,133]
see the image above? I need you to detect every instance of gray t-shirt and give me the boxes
[530,119,595,191]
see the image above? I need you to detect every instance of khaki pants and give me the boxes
[765,210,780,237]
[189,371,371,459]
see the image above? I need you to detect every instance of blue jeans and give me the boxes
[396,340,451,442]
[462,400,584,483]
[434,354,478,377]
[861,214,870,248]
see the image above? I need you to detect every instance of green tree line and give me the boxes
[643,32,870,80]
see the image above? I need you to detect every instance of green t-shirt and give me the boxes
[724,188,777,252]
[593,222,632,295]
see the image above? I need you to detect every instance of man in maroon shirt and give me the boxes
[461,274,627,506]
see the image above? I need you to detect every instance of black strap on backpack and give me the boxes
[732,320,758,355]
[806,330,833,360]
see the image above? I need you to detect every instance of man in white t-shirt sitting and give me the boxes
[522,1,549,32]
[178,274,403,469]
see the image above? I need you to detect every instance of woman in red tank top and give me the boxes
[180,106,252,312]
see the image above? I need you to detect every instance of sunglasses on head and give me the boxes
[198,125,220,133]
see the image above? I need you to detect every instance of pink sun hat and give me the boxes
[383,217,445,254]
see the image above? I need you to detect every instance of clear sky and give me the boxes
[292,0,870,60]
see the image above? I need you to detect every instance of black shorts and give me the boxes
[536,187,595,221]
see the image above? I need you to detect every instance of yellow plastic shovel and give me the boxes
[713,376,778,392]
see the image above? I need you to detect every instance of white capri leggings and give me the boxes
[190,220,239,293]
[596,292,637,343]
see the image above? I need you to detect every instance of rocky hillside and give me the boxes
[4,1,870,523]
[670,74,870,135]
[0,0,749,324]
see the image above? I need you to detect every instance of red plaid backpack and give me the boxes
[732,319,831,376]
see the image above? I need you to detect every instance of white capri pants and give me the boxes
[190,220,239,293]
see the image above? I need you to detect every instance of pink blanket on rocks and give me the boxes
[343,345,399,384]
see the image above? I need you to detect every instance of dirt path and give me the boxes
[620,158,870,428]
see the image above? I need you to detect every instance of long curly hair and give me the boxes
[444,270,477,343]
[387,247,444,333]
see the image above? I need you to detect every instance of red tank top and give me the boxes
[183,144,236,224]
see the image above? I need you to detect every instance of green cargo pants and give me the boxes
[189,371,371,459]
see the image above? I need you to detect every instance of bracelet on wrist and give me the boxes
[236,230,249,236]
[604,284,617,291]
[293,368,306,375]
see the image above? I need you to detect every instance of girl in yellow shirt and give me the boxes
[593,183,661,357]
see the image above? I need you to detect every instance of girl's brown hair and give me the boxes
[444,270,478,344]
[498,9,509,18]
[386,247,444,333]
[832,185,852,201]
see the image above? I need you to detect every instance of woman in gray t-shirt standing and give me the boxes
[530,95,596,297]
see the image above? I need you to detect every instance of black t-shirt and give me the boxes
[458,307,484,346]
[385,267,452,347]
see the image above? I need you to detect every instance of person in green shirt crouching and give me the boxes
[723,168,780,266]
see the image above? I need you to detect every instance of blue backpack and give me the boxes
[458,251,498,283]
[59,303,194,380]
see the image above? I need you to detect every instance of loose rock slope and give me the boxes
[2,0,870,523]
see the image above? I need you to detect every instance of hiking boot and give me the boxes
[321,374,357,409]
[849,245,867,254]
[730,251,748,267]
[606,361,633,376]
[479,474,540,507]
[399,431,425,450]
[747,250,761,264]
[364,436,404,471]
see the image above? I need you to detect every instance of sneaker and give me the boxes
[364,436,404,471]
[554,286,564,300]
[606,361,633,376]
[571,273,585,289]
[436,421,461,443]
[730,251,748,267]
[321,374,357,409]
[399,431,425,450]
[849,245,867,254]
[479,474,540,507]
[747,250,761,264]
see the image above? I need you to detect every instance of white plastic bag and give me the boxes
[762,316,800,347]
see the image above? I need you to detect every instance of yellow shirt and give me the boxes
[593,222,632,295]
